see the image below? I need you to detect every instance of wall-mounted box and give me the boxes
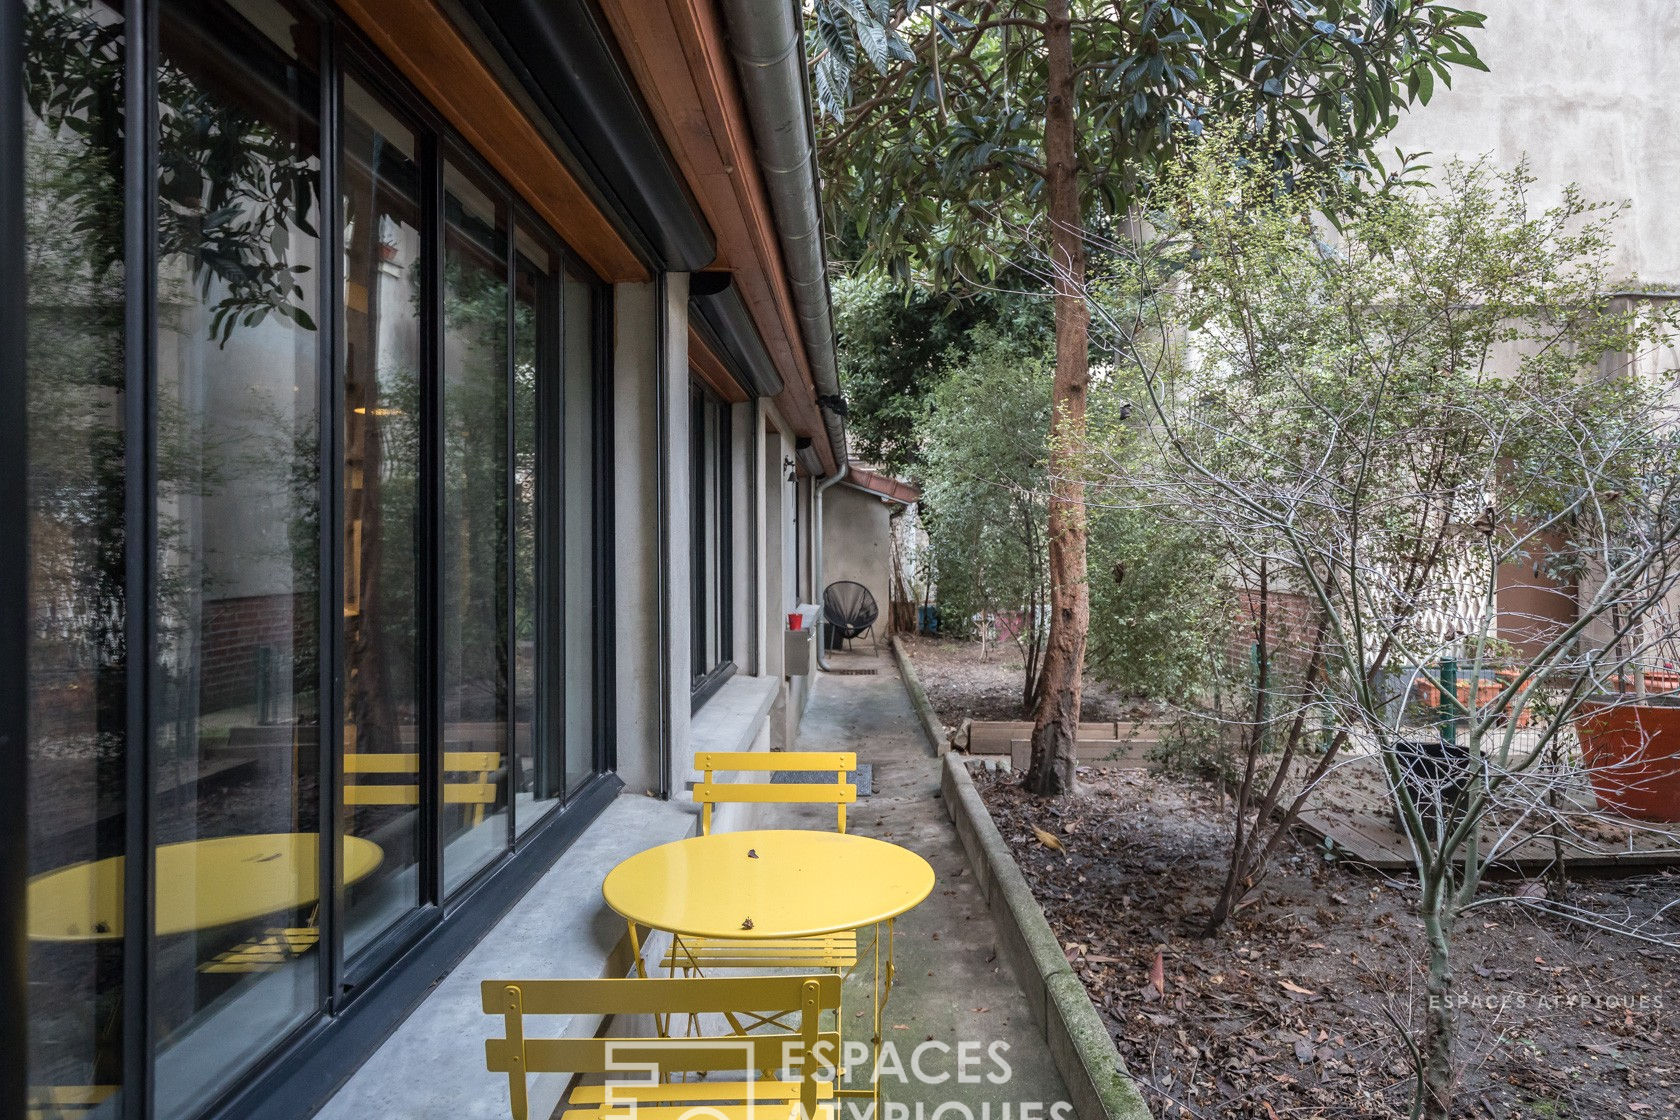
[784,627,813,676]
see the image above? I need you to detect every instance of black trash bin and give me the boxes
[1391,736,1475,836]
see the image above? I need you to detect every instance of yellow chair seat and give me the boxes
[199,927,320,973]
[565,1079,835,1116]
[563,1104,833,1120]
[660,932,858,972]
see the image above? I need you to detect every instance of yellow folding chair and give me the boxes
[482,974,840,1120]
[344,750,501,826]
[27,1086,117,1120]
[663,752,858,975]
[691,751,857,836]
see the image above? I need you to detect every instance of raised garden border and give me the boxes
[941,753,1153,1120]
[891,634,948,756]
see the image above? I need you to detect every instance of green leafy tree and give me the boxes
[834,272,1048,475]
[920,329,1221,713]
[1095,135,1680,1118]
[812,0,1487,794]
[920,329,1054,709]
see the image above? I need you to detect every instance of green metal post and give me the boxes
[1438,657,1458,747]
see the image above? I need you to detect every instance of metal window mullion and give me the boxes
[420,131,443,910]
[546,263,565,803]
[319,21,347,1014]
[0,1,29,1116]
[121,1,160,1116]
[652,273,670,799]
[503,198,515,847]
[719,397,732,666]
[593,285,615,779]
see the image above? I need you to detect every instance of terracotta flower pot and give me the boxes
[1577,701,1680,822]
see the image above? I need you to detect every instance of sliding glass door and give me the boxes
[340,73,425,959]
[19,2,613,1115]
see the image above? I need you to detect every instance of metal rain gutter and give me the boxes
[813,460,849,672]
[715,0,848,473]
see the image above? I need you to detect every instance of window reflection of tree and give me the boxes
[23,0,128,1100]
[26,0,329,1100]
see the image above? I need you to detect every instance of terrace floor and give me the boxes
[795,647,1072,1114]
[314,650,1068,1120]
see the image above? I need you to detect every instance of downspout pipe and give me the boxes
[716,0,848,473]
[814,459,850,671]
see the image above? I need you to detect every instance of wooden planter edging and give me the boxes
[941,754,1153,1120]
[891,635,947,757]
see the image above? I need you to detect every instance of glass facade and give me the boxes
[439,157,510,894]
[23,1,128,1113]
[19,1,612,1115]
[340,73,424,958]
[150,1,325,1112]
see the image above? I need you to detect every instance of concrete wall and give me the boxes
[1385,0,1680,289]
[1384,2,1680,649]
[611,276,690,797]
[821,483,895,646]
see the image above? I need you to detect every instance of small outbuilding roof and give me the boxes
[843,465,921,506]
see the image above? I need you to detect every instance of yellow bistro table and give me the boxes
[602,829,935,1101]
[28,833,383,941]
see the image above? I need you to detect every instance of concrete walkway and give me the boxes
[792,650,1072,1118]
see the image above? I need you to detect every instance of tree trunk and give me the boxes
[1024,0,1091,796]
[1207,561,1269,931]
[1420,910,1456,1119]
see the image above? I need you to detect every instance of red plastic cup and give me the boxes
[787,612,803,631]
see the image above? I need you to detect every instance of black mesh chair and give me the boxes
[822,580,880,653]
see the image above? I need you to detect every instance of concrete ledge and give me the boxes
[892,635,946,756]
[690,673,780,753]
[941,755,1153,1120]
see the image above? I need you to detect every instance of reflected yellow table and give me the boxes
[28,833,383,941]
[603,829,935,1101]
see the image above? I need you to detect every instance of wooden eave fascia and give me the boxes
[687,325,751,404]
[596,0,836,474]
[337,0,648,283]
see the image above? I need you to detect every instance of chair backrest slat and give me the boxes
[482,975,840,1120]
[481,973,839,1015]
[694,751,853,772]
[691,752,857,835]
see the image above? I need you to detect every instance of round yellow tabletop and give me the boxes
[602,829,936,940]
[27,833,383,942]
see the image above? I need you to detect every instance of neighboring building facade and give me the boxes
[821,466,921,648]
[1383,0,1680,657]
[0,2,861,1119]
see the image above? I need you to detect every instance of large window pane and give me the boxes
[441,158,510,891]
[513,232,557,834]
[341,76,423,957]
[23,1,127,1114]
[563,276,598,793]
[689,383,732,695]
[149,1,324,1113]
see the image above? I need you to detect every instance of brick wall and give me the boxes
[201,592,312,711]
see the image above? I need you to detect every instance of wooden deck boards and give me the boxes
[1295,807,1680,873]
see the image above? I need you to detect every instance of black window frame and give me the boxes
[689,381,734,710]
[11,3,622,1119]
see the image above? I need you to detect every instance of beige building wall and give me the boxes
[821,484,897,649]
[1385,2,1680,656]
[1386,0,1680,289]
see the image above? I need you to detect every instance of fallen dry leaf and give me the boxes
[1279,979,1316,996]
[1032,825,1067,853]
